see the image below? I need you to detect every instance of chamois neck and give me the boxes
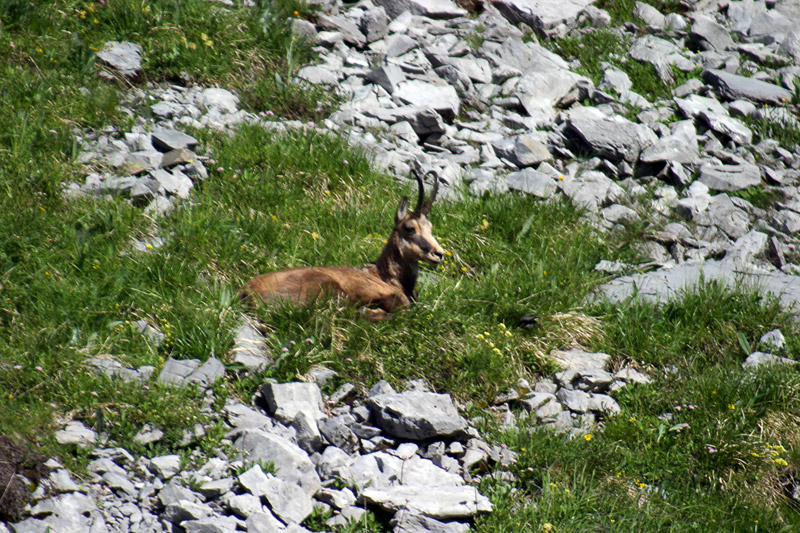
[375,235,418,299]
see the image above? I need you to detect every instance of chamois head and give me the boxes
[392,168,445,265]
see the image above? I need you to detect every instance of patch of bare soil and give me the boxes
[0,435,52,522]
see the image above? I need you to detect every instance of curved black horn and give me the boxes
[422,170,439,214]
[413,167,426,213]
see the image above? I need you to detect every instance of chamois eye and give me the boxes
[403,224,415,234]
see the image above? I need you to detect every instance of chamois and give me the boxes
[240,168,445,320]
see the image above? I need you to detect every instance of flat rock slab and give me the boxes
[366,390,468,440]
[506,169,557,198]
[151,129,198,153]
[96,41,142,80]
[394,80,460,118]
[594,260,800,322]
[261,382,325,424]
[360,486,492,519]
[55,421,96,448]
[493,0,595,34]
[566,117,655,163]
[698,163,761,192]
[373,0,467,19]
[551,349,610,370]
[702,69,793,105]
[742,351,797,369]
[234,429,321,496]
[231,320,273,371]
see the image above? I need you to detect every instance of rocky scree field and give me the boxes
[3,0,800,531]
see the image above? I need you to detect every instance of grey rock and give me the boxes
[556,389,591,412]
[703,69,793,105]
[231,320,272,371]
[773,210,800,234]
[246,511,285,533]
[158,479,200,507]
[317,14,365,48]
[365,65,406,94]
[366,390,468,440]
[149,455,181,480]
[723,230,769,265]
[318,416,358,452]
[85,356,151,383]
[198,478,235,500]
[49,469,80,493]
[513,67,589,125]
[55,421,96,448]
[374,0,467,19]
[316,445,352,482]
[291,18,317,42]
[551,349,611,371]
[595,259,800,322]
[296,65,339,85]
[226,493,263,519]
[675,93,727,119]
[360,485,492,519]
[493,0,594,35]
[261,382,325,424]
[317,487,357,510]
[506,168,557,198]
[360,6,389,43]
[586,393,621,415]
[559,171,624,212]
[224,401,271,429]
[181,516,240,533]
[102,471,137,497]
[614,367,652,386]
[690,15,734,52]
[364,105,447,136]
[384,34,418,57]
[601,204,639,225]
[492,135,552,168]
[394,79,460,119]
[163,499,213,524]
[186,357,226,387]
[133,423,163,445]
[566,117,655,163]
[97,41,142,80]
[640,135,700,164]
[158,357,201,386]
[665,12,687,31]
[151,129,198,153]
[198,88,239,114]
[760,329,786,351]
[696,194,750,239]
[391,509,469,532]
[698,163,761,192]
[292,411,324,453]
[346,452,461,489]
[234,429,321,495]
[742,351,797,369]
[260,475,314,524]
[634,1,665,27]
[630,35,696,76]
[700,110,752,145]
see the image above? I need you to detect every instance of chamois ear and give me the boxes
[395,195,409,225]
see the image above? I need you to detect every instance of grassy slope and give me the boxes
[1,0,800,530]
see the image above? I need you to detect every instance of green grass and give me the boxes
[2,0,800,531]
[475,284,800,531]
